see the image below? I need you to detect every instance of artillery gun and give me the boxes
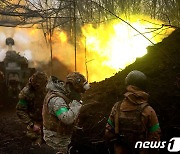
[0,37,35,103]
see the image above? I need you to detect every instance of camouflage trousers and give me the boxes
[26,122,43,145]
[43,127,71,154]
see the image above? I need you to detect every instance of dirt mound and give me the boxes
[72,28,180,152]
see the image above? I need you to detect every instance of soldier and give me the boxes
[105,70,161,154]
[42,72,90,154]
[16,71,48,146]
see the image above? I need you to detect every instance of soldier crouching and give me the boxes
[16,71,48,146]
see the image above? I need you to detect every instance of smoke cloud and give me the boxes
[0,27,73,80]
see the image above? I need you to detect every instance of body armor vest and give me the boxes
[42,91,74,135]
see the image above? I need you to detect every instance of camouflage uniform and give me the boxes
[105,85,161,154]
[16,71,47,145]
[43,73,90,154]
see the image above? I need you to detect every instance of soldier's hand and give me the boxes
[33,124,41,132]
[70,100,83,107]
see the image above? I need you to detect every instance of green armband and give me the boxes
[107,118,114,128]
[149,123,160,132]
[55,107,68,117]
[18,99,27,106]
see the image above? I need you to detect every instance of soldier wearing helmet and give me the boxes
[105,70,161,154]
[16,71,48,146]
[42,72,90,154]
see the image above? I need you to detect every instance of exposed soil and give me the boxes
[0,28,180,154]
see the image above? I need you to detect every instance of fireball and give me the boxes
[80,15,174,82]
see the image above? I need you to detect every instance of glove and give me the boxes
[70,100,83,108]
[33,124,41,133]
[27,122,41,132]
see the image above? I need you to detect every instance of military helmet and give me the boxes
[6,37,15,46]
[125,70,147,90]
[66,72,89,93]
[30,71,48,89]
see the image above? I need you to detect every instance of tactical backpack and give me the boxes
[114,101,149,148]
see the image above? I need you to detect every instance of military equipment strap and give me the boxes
[137,102,149,113]
[115,102,121,134]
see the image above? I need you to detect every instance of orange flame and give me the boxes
[52,31,68,43]
[79,15,174,82]
[58,31,67,43]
